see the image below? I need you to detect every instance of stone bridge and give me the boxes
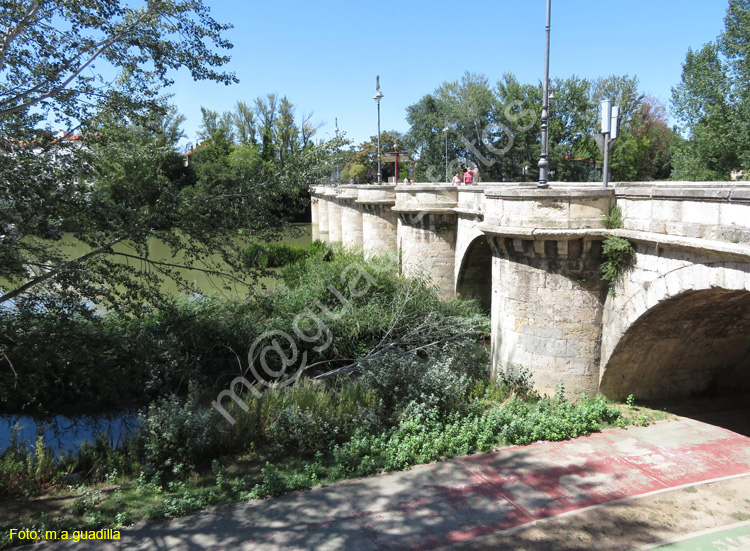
[310,183,750,401]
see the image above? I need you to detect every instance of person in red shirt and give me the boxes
[463,166,474,185]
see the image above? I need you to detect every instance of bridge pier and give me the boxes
[357,185,398,257]
[480,188,614,396]
[325,187,342,243]
[339,185,364,248]
[394,185,458,297]
[314,185,330,242]
[311,187,320,241]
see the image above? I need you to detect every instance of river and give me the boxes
[59,224,313,298]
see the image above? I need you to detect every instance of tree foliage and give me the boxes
[0,1,340,316]
[671,0,750,180]
[405,71,674,183]
[342,130,405,183]
[0,0,236,124]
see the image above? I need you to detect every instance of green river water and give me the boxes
[3,224,313,301]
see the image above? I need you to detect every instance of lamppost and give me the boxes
[334,117,339,181]
[443,118,449,183]
[538,0,552,189]
[374,76,384,185]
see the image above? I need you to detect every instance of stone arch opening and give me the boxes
[600,288,750,405]
[456,235,492,313]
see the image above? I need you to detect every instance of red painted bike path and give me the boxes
[44,417,750,550]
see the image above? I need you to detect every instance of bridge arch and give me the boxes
[600,258,750,400]
[455,232,492,313]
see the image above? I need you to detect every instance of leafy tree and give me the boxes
[494,73,542,181]
[0,1,339,315]
[0,0,236,123]
[592,76,678,181]
[671,0,750,180]
[610,96,678,181]
[546,76,597,181]
[406,72,510,181]
[405,94,449,181]
[343,130,404,183]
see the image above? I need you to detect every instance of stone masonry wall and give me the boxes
[398,213,457,297]
[361,204,398,257]
[490,236,607,397]
[340,199,363,248]
[327,193,342,243]
[317,193,330,241]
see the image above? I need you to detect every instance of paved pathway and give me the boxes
[43,417,750,550]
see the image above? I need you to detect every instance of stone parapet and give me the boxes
[337,185,360,200]
[616,185,750,244]
[356,184,396,206]
[483,188,615,230]
[394,185,458,214]
[456,187,489,216]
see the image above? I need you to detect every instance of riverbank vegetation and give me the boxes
[0,245,644,550]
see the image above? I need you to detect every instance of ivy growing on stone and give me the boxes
[601,206,634,295]
[601,236,634,294]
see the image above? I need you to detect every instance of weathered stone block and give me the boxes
[720,202,749,227]
[683,201,719,226]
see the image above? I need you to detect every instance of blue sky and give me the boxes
[167,0,730,150]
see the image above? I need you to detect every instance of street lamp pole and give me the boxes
[374,76,384,185]
[334,117,339,181]
[443,118,449,183]
[538,0,552,189]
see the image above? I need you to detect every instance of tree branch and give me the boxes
[0,233,131,305]
[0,0,40,73]
[0,5,158,116]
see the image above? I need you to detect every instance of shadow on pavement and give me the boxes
[643,392,750,437]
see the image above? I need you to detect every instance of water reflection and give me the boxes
[0,413,138,458]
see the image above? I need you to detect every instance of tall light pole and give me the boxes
[334,117,340,181]
[443,118,449,183]
[538,0,552,189]
[374,76,384,185]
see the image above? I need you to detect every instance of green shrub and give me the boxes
[246,462,312,499]
[332,393,621,474]
[358,349,474,421]
[244,243,313,268]
[138,396,216,484]
[0,245,487,417]
[497,364,537,400]
[603,205,624,229]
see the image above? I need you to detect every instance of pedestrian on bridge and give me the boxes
[463,166,474,185]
